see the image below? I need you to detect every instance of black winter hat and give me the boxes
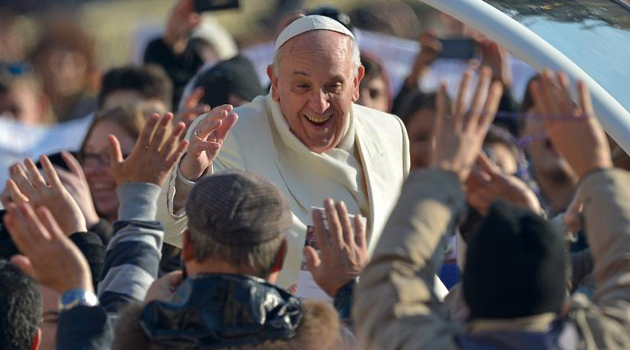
[463,200,567,320]
[194,55,263,108]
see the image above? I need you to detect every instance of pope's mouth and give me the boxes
[304,114,332,126]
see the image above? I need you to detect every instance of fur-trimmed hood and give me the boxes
[113,275,342,350]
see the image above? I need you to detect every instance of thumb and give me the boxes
[107,135,124,169]
[304,246,321,274]
[476,152,501,177]
[11,255,38,281]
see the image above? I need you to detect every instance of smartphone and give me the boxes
[438,38,479,60]
[193,0,240,12]
[34,152,71,172]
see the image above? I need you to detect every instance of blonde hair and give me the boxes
[81,104,150,154]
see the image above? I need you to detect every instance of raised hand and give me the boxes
[179,104,239,181]
[430,67,504,182]
[174,87,211,132]
[479,39,512,87]
[109,112,188,186]
[466,153,541,215]
[7,155,87,236]
[530,70,612,179]
[144,270,184,304]
[4,203,93,293]
[56,151,100,228]
[405,31,441,88]
[164,0,200,54]
[304,199,368,298]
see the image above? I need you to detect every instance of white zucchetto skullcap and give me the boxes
[274,15,355,52]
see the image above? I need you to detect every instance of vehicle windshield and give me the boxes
[485,0,630,113]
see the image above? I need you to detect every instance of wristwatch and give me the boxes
[58,289,99,312]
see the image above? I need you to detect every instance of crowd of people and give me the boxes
[1,1,630,349]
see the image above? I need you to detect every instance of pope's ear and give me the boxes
[352,65,365,102]
[267,65,280,101]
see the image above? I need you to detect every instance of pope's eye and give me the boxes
[294,83,310,91]
[327,83,343,93]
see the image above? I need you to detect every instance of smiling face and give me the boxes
[82,120,136,220]
[268,31,364,153]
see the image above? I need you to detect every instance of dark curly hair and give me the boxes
[98,65,173,110]
[0,260,42,350]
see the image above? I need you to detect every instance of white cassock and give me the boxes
[156,94,448,299]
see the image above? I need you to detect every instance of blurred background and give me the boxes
[0,0,450,69]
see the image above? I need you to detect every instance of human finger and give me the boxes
[40,156,63,189]
[312,209,329,253]
[434,82,448,137]
[213,112,239,141]
[194,118,223,141]
[529,79,550,129]
[150,113,174,153]
[161,121,187,158]
[6,179,29,204]
[7,204,42,253]
[454,70,474,123]
[4,204,34,252]
[466,66,492,131]
[476,153,501,176]
[10,164,38,200]
[539,70,562,120]
[108,135,124,171]
[183,87,205,109]
[1,187,12,208]
[137,113,160,149]
[555,72,574,118]
[577,80,595,117]
[178,105,211,124]
[465,169,491,190]
[304,246,321,275]
[335,201,354,246]
[479,81,503,131]
[23,158,47,189]
[354,215,367,248]
[189,139,222,157]
[324,199,343,248]
[165,139,189,168]
[54,168,79,187]
[61,151,86,179]
[199,104,234,131]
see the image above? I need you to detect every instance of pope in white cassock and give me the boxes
[156,15,447,297]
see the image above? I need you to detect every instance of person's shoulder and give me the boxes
[233,95,269,119]
[354,103,406,141]
[354,103,404,130]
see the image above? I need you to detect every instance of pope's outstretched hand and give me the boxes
[179,104,239,181]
